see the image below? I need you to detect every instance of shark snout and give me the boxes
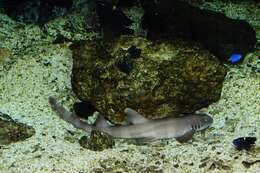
[202,114,213,125]
[191,113,213,131]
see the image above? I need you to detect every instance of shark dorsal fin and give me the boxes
[124,108,149,124]
[175,128,195,143]
[94,113,110,128]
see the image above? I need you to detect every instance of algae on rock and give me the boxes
[79,130,114,151]
[0,112,35,145]
[72,37,227,123]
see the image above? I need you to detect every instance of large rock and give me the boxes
[0,112,35,145]
[71,37,227,123]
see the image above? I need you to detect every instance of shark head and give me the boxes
[185,113,213,132]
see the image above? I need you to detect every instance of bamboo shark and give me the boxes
[49,97,213,142]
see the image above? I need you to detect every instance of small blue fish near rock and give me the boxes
[127,46,141,59]
[233,137,256,150]
[117,59,133,74]
[229,53,243,64]
[117,46,141,74]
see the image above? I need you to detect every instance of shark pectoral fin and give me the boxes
[124,108,149,124]
[175,129,195,143]
[94,113,110,128]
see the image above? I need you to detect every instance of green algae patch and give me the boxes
[0,47,11,62]
[45,12,98,42]
[72,37,227,123]
[0,112,35,145]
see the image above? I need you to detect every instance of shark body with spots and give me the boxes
[49,97,213,142]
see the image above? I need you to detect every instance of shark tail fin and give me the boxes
[48,96,93,132]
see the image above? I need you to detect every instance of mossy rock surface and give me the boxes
[0,112,35,145]
[79,130,114,151]
[72,37,227,123]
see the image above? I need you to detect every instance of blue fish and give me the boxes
[232,137,256,150]
[229,53,242,64]
[127,46,141,59]
[73,101,97,118]
[117,59,133,74]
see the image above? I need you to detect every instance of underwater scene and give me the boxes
[0,0,259,172]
